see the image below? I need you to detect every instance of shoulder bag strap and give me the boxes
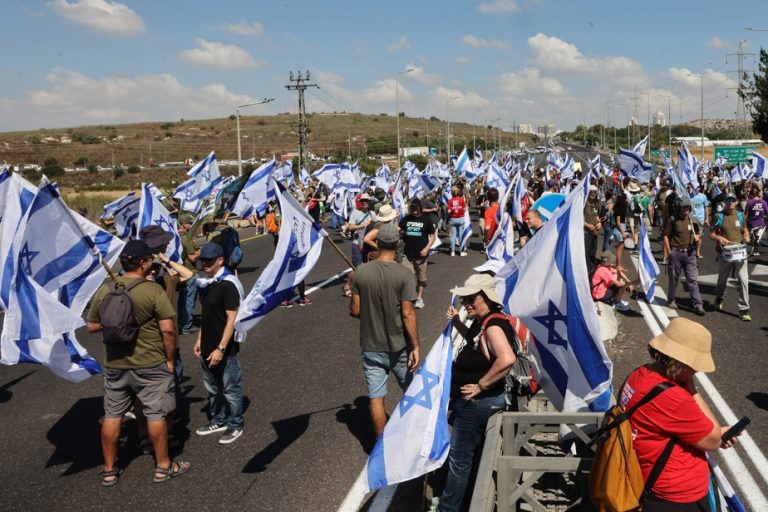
[643,438,676,499]
[125,278,149,292]
[478,311,508,360]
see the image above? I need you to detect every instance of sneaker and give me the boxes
[714,298,724,311]
[667,300,678,310]
[297,297,312,306]
[460,251,467,257]
[450,251,455,257]
[279,299,293,308]
[614,301,631,312]
[195,422,227,436]
[694,306,706,316]
[740,310,752,322]
[181,326,199,334]
[414,298,425,309]
[219,428,243,445]
[660,258,668,265]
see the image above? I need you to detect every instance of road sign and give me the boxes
[429,147,438,156]
[650,149,671,157]
[714,146,755,164]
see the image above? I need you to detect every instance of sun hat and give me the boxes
[450,274,502,305]
[600,250,616,266]
[376,204,398,222]
[627,182,641,193]
[359,193,373,202]
[139,225,173,252]
[589,185,598,192]
[649,317,715,373]
[377,223,400,244]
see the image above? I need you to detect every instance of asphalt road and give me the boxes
[1,191,767,511]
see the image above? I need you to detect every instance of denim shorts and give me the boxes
[103,363,176,421]
[362,349,411,399]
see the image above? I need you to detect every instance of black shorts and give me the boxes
[597,285,619,305]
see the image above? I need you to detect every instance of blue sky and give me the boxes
[1,0,766,133]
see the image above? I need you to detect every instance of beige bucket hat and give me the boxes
[649,318,715,373]
[450,274,502,305]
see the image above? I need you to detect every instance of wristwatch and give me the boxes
[217,345,227,353]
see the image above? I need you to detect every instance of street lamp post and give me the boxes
[472,108,483,156]
[236,98,274,177]
[395,68,414,169]
[658,94,672,154]
[688,73,705,161]
[446,96,460,158]
[640,91,651,157]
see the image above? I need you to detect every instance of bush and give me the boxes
[113,167,124,179]
[87,164,98,174]
[229,114,236,120]
[74,156,88,166]
[127,165,141,174]
[159,122,174,130]
[41,157,65,177]
[256,120,266,126]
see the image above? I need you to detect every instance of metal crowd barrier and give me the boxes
[469,395,603,512]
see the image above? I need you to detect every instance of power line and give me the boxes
[285,70,318,170]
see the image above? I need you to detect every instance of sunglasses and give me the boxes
[460,294,481,304]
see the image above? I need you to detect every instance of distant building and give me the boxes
[402,146,429,157]
[653,111,666,127]
[537,124,557,137]
[518,123,534,134]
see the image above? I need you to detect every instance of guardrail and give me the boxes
[469,396,603,512]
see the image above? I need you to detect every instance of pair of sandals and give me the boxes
[100,461,190,486]
[342,285,352,298]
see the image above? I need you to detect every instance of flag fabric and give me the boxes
[184,151,222,200]
[730,164,745,183]
[486,162,510,193]
[101,192,136,220]
[633,134,650,156]
[455,148,472,174]
[146,182,166,201]
[392,176,407,222]
[0,176,101,381]
[678,145,699,189]
[299,167,311,187]
[620,148,652,183]
[708,454,747,512]
[460,207,472,252]
[112,197,140,238]
[138,183,182,262]
[512,170,526,224]
[638,221,659,303]
[495,179,613,412]
[234,184,328,337]
[312,163,341,191]
[751,152,766,178]
[476,179,517,273]
[363,321,453,492]
[173,176,202,213]
[231,160,277,218]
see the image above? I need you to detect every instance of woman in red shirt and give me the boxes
[447,187,467,256]
[620,318,740,511]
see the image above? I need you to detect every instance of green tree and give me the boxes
[41,157,65,177]
[742,48,768,142]
[127,165,141,174]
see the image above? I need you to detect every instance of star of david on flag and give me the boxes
[495,179,613,412]
[363,322,453,492]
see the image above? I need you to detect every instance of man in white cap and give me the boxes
[349,223,420,437]
[619,318,740,509]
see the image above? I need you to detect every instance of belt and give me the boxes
[671,247,693,252]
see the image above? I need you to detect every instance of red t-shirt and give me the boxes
[620,366,714,502]
[484,204,500,241]
[447,197,466,218]
[591,265,614,300]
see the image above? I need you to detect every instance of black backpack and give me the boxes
[98,279,148,344]
[212,227,243,269]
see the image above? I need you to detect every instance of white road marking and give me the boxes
[337,466,371,512]
[630,255,768,510]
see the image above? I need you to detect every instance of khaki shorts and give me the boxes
[103,363,176,421]
[402,255,428,287]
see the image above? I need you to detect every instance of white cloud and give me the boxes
[48,0,145,36]
[497,67,565,97]
[310,70,413,112]
[386,36,410,52]
[403,64,440,86]
[707,36,729,49]
[221,21,264,36]
[2,67,260,129]
[432,86,491,110]
[455,56,470,64]
[461,34,511,50]
[527,33,595,73]
[179,39,261,69]
[476,0,519,13]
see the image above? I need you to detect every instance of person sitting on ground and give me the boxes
[591,250,635,311]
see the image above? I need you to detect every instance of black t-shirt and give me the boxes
[199,280,241,361]
[399,215,435,259]
[451,315,515,398]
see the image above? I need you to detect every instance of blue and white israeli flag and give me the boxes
[495,179,613,412]
[146,182,166,201]
[486,162,510,193]
[638,221,659,303]
[708,454,747,512]
[173,176,201,213]
[299,167,311,187]
[101,192,136,220]
[363,321,453,492]
[392,176,407,222]
[632,134,650,156]
[512,170,526,224]
[312,163,341,191]
[455,148,472,174]
[112,197,140,238]
[0,175,104,382]
[235,183,328,337]
[184,151,221,200]
[231,160,277,218]
[730,163,745,183]
[620,148,652,183]
[460,208,472,252]
[138,183,182,263]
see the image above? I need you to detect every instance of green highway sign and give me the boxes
[650,149,671,157]
[714,146,755,164]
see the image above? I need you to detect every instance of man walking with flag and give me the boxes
[662,197,705,315]
[350,223,420,437]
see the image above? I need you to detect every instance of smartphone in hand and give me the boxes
[722,417,751,443]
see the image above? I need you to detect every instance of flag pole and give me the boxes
[323,233,356,270]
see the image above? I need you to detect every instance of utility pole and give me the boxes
[726,40,755,142]
[285,71,318,172]
[631,87,640,146]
